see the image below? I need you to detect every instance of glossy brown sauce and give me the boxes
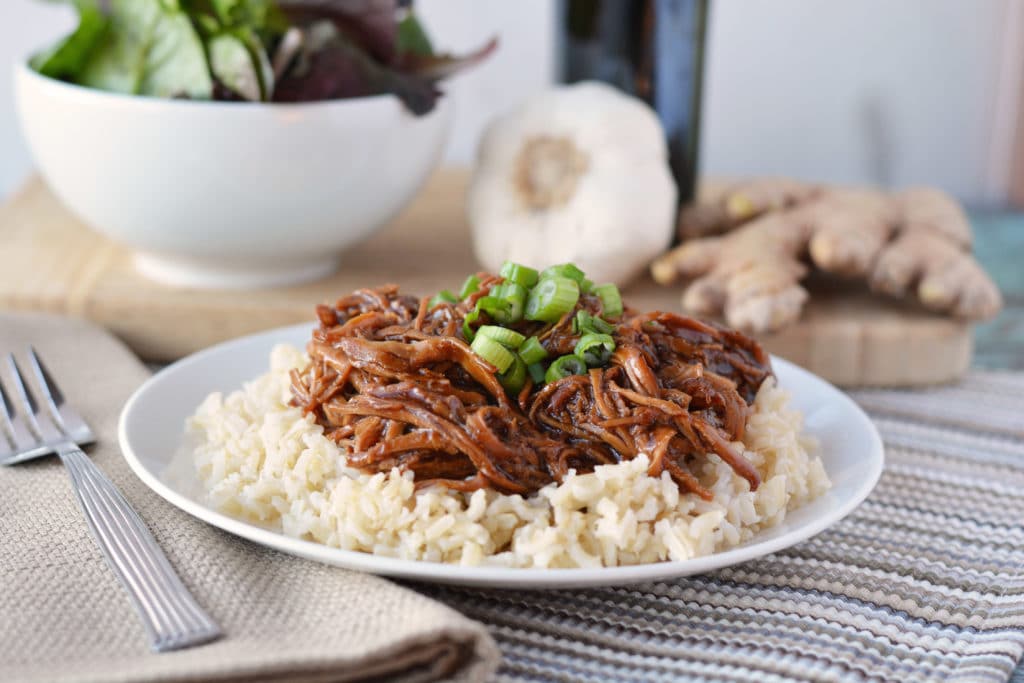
[291,281,773,499]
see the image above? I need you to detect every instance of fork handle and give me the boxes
[57,444,222,652]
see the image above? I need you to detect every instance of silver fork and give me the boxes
[0,348,222,652]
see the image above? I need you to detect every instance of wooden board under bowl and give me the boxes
[0,169,970,386]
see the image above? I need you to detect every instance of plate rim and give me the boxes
[118,322,884,588]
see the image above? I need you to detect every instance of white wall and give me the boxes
[0,1,74,198]
[701,0,1014,203]
[0,0,1016,205]
[417,0,557,166]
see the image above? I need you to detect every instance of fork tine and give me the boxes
[8,354,64,444]
[1,355,47,461]
[0,373,14,422]
[5,354,42,436]
[0,373,14,419]
[27,348,92,441]
[0,372,18,452]
[27,347,68,431]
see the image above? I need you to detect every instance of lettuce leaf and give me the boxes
[271,20,439,111]
[276,0,397,63]
[30,0,493,113]
[397,36,497,80]
[77,0,212,98]
[394,11,431,57]
[31,3,109,80]
[209,28,274,100]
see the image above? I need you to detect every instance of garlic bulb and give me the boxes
[468,81,677,285]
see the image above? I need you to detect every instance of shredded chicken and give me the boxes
[291,280,773,499]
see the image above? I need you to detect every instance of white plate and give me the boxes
[119,323,883,588]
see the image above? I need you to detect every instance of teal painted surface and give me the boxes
[968,213,1023,682]
[969,212,1024,370]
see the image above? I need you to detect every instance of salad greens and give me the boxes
[31,0,495,114]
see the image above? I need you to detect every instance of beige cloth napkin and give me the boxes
[0,312,501,683]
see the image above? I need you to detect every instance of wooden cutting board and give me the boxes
[0,169,970,386]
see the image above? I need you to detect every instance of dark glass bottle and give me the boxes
[561,0,708,205]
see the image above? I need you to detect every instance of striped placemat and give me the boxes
[421,371,1024,682]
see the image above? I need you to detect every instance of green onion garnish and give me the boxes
[527,361,547,384]
[428,290,457,309]
[498,355,527,393]
[462,307,481,341]
[573,310,614,335]
[545,354,588,383]
[593,283,623,319]
[488,282,528,323]
[592,316,615,334]
[476,294,511,319]
[540,263,586,284]
[518,336,548,365]
[462,263,619,388]
[575,332,616,367]
[499,261,539,288]
[477,325,525,349]
[572,310,587,334]
[471,334,515,373]
[463,291,519,341]
[525,276,579,323]
[459,274,481,299]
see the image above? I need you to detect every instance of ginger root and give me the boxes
[677,177,821,239]
[652,183,1002,334]
[871,188,998,318]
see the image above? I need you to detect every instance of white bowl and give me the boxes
[14,61,452,289]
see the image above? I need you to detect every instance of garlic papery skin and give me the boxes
[468,81,677,286]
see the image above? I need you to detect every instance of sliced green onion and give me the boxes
[525,276,579,323]
[499,355,527,393]
[593,283,623,318]
[465,296,510,340]
[429,290,457,308]
[592,316,615,334]
[488,282,528,323]
[527,361,547,384]
[459,274,481,299]
[476,294,511,318]
[462,307,481,340]
[573,310,614,335]
[540,263,586,284]
[477,325,525,349]
[464,294,516,341]
[572,310,587,334]
[499,261,539,288]
[575,332,616,367]
[545,354,588,383]
[471,334,515,373]
[580,277,594,294]
[519,336,548,365]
